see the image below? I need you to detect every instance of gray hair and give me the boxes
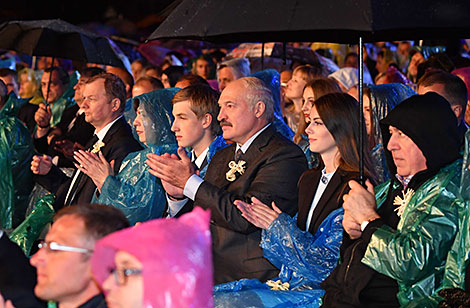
[239,77,274,122]
[217,58,251,80]
[0,79,7,107]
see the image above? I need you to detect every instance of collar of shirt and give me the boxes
[193,146,210,168]
[94,115,123,142]
[236,123,271,154]
[395,173,414,189]
[0,230,3,239]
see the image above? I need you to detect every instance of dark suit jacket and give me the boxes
[35,116,143,209]
[193,125,308,284]
[17,102,39,135]
[296,168,359,235]
[0,234,46,308]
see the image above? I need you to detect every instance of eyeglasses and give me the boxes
[38,241,93,254]
[110,268,142,286]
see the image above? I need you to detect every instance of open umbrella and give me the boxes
[148,0,470,183]
[0,19,126,68]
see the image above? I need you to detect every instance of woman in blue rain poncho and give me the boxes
[363,83,415,183]
[214,93,377,308]
[75,88,179,225]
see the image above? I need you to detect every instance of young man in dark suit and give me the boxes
[147,77,308,284]
[31,73,142,210]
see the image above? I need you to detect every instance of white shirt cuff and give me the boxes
[52,156,59,166]
[166,194,189,217]
[184,174,204,201]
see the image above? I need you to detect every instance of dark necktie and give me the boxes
[64,134,99,206]
[234,148,243,162]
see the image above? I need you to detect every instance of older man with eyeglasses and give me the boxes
[30,204,129,308]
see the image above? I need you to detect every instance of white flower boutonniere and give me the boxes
[393,188,414,217]
[91,141,105,154]
[266,280,290,291]
[225,160,246,182]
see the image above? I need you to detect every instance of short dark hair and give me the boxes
[171,84,221,136]
[54,204,130,241]
[176,74,209,87]
[44,66,69,85]
[135,76,164,91]
[86,73,127,113]
[162,66,185,87]
[79,67,105,79]
[418,69,468,110]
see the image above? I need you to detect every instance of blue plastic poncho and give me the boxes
[214,207,344,308]
[367,83,415,183]
[95,88,179,225]
[0,100,34,229]
[250,69,294,141]
[199,134,228,179]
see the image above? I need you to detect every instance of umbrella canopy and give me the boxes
[0,19,126,68]
[148,0,470,43]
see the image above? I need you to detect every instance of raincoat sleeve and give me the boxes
[97,145,177,225]
[362,160,462,284]
[261,208,344,287]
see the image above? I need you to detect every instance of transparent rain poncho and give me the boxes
[214,207,344,308]
[91,207,213,308]
[0,99,34,229]
[95,88,179,225]
[367,83,416,183]
[48,70,78,127]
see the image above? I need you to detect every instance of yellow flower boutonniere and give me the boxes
[393,188,414,217]
[225,160,246,182]
[91,141,105,154]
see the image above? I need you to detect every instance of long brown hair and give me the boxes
[313,92,377,184]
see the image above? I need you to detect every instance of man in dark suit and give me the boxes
[34,67,104,168]
[147,77,307,284]
[31,73,142,210]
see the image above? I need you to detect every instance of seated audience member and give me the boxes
[0,228,45,308]
[132,76,163,98]
[34,67,103,168]
[343,52,359,68]
[161,66,185,88]
[0,68,19,97]
[18,68,42,105]
[19,66,74,134]
[30,204,130,308]
[375,66,410,85]
[321,93,464,307]
[0,80,34,229]
[31,73,142,209]
[215,93,377,307]
[375,48,398,75]
[91,207,213,308]
[175,74,209,89]
[143,65,161,80]
[192,54,215,80]
[406,46,444,84]
[415,52,456,83]
[417,69,468,144]
[107,66,134,99]
[452,66,470,126]
[146,77,308,284]
[217,57,251,91]
[74,89,179,225]
[284,64,322,136]
[363,83,416,183]
[164,84,227,217]
[130,59,147,81]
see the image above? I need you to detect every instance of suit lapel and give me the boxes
[297,171,321,231]
[307,171,344,234]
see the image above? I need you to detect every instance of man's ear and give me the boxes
[451,104,463,120]
[254,101,266,118]
[111,97,121,112]
[202,113,212,129]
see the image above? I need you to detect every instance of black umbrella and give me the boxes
[148,0,470,44]
[0,19,126,68]
[149,0,470,184]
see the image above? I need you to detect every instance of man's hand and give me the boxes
[73,150,114,192]
[31,155,52,175]
[34,103,52,128]
[343,210,362,239]
[0,293,15,308]
[342,179,380,237]
[146,147,195,189]
[234,196,282,229]
[54,140,85,161]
